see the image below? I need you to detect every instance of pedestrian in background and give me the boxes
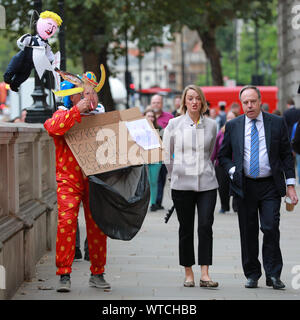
[261,103,269,113]
[151,94,173,210]
[217,101,227,129]
[291,120,300,185]
[163,84,219,288]
[230,102,241,117]
[272,109,281,116]
[283,98,300,139]
[172,95,182,117]
[211,110,238,213]
[209,107,220,131]
[144,108,163,211]
[218,85,298,290]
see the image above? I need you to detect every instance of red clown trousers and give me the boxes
[56,179,107,275]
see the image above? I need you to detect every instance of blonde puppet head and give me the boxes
[36,11,62,40]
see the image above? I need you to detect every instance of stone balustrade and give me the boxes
[0,122,57,299]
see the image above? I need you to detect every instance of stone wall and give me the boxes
[277,0,300,110]
[0,122,57,300]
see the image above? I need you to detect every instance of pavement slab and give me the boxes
[12,182,300,301]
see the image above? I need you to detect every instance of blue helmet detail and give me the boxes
[60,80,75,108]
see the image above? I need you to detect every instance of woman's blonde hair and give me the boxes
[179,84,208,115]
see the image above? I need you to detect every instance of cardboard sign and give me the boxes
[65,107,163,176]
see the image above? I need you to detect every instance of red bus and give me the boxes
[201,86,278,114]
[137,86,278,114]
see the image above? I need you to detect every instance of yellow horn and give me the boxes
[94,64,106,93]
[52,87,84,97]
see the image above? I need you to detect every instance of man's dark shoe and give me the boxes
[150,204,158,212]
[245,278,258,288]
[84,250,90,261]
[266,277,285,289]
[57,274,71,292]
[156,204,164,210]
[74,247,82,260]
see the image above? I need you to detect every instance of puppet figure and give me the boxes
[3,11,62,92]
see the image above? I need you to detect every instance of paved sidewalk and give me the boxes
[13,182,300,300]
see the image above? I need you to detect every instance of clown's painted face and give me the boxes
[36,17,58,40]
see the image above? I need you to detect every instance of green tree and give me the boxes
[237,19,278,85]
[1,0,166,110]
[0,35,16,76]
[163,0,275,85]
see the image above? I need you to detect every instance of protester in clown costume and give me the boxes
[3,10,62,92]
[44,68,110,292]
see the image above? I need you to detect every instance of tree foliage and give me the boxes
[1,0,278,102]
[1,0,168,109]
[160,0,275,85]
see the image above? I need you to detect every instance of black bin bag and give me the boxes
[88,165,150,240]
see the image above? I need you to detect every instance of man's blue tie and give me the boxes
[249,119,259,178]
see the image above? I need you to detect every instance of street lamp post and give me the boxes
[124,24,130,109]
[25,0,52,123]
[181,30,185,90]
[58,0,66,71]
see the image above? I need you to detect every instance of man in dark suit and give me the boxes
[283,98,300,139]
[218,85,298,289]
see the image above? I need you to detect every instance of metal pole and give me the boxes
[26,0,52,123]
[206,59,210,86]
[58,0,66,71]
[234,19,239,85]
[125,24,129,109]
[255,19,259,76]
[138,54,142,92]
[181,30,185,90]
[154,47,158,85]
[18,86,22,117]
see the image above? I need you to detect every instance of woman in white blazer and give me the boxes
[163,84,219,288]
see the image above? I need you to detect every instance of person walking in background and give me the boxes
[261,103,269,113]
[172,95,182,117]
[151,94,173,210]
[283,98,300,139]
[75,221,89,261]
[209,108,220,131]
[230,102,241,117]
[272,109,281,116]
[291,120,300,185]
[144,108,163,211]
[211,111,238,214]
[44,72,110,292]
[218,85,298,290]
[163,84,219,288]
[217,101,227,129]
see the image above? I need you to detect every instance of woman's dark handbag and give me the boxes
[88,165,150,240]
